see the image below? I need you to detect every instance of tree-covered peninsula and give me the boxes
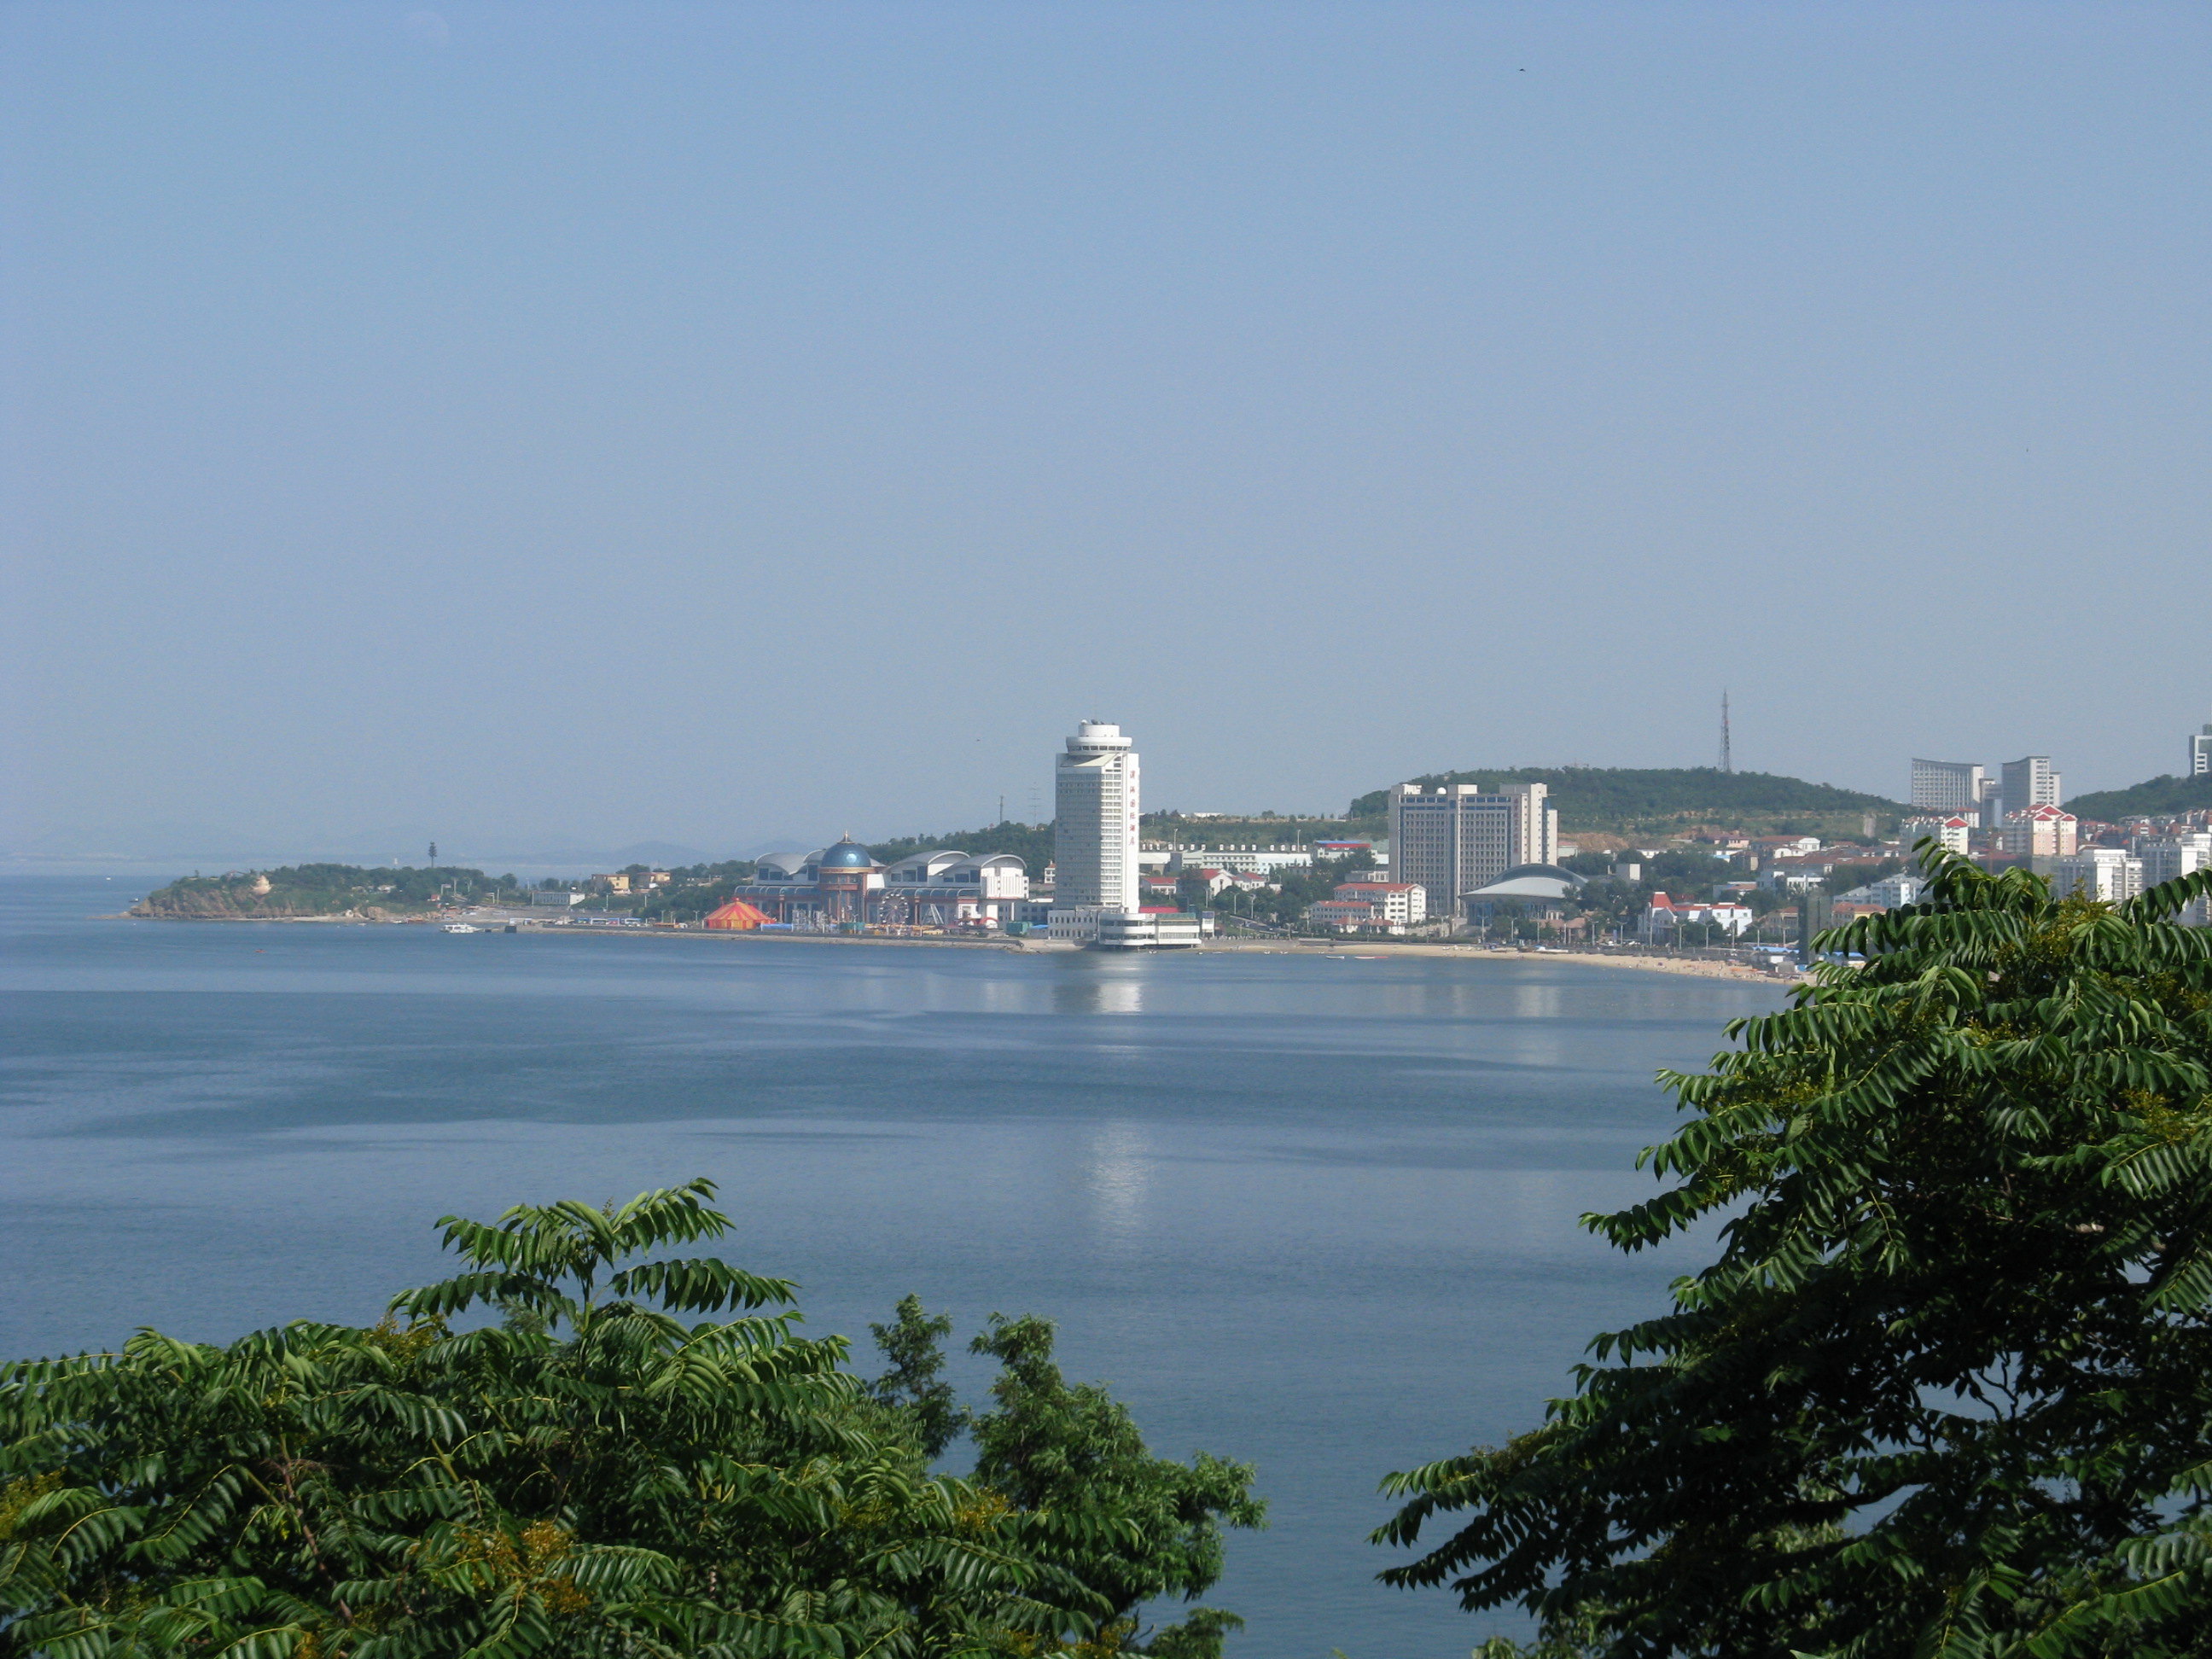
[130,863,515,919]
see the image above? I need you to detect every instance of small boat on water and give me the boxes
[442,923,481,934]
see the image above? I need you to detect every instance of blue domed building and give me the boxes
[810,837,880,923]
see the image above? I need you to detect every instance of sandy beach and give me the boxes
[1178,938,1802,982]
[113,907,1803,984]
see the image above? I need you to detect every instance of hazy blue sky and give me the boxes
[5,3,2208,856]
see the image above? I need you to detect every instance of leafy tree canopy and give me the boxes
[869,823,1058,876]
[0,1180,1260,1658]
[968,1314,1265,1629]
[1377,854,2212,1657]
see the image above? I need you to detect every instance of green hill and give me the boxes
[131,863,512,918]
[1348,767,1906,839]
[2064,773,2212,823]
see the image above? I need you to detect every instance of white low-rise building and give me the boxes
[1332,881,1427,925]
[1901,817,1973,856]
[1835,873,1928,909]
[1095,911,1208,949]
[1169,844,1316,875]
[1173,865,1277,899]
[1047,905,1106,943]
[1645,893,1754,938]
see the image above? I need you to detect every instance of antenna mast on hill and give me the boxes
[1720,692,1733,774]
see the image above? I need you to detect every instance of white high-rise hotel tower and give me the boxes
[1054,720,1141,919]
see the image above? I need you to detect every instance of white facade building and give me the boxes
[1054,721,1141,918]
[1094,912,1207,948]
[1167,845,1314,875]
[1836,873,1928,909]
[2001,755,2063,820]
[1332,881,1428,925]
[2000,806,2079,859]
[2137,830,2212,888]
[1901,816,1973,855]
[2192,722,2212,777]
[1644,894,1754,938]
[1911,760,1986,815]
[2052,847,2145,905]
[1388,783,1557,923]
[2136,831,2211,926]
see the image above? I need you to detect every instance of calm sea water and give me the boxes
[0,873,1780,1658]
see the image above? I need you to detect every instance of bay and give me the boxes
[0,872,1782,1658]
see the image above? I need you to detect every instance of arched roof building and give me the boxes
[1463,863,1587,904]
[723,838,1029,930]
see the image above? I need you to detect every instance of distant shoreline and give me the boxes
[108,911,1798,983]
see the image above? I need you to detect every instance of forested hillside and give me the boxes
[2066,771,2212,821]
[870,819,1057,871]
[131,863,513,918]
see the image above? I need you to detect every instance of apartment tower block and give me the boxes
[1910,759,1986,816]
[2001,755,2063,821]
[1389,781,1558,925]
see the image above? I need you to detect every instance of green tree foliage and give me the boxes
[2064,772,2212,824]
[1204,856,1377,929]
[1376,853,2212,1656]
[870,824,1058,877]
[1347,767,1903,836]
[966,1314,1264,1653]
[0,1180,1261,1657]
[634,860,760,922]
[869,1295,971,1461]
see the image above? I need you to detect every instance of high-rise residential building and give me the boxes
[2136,830,2212,890]
[2051,847,2144,905]
[1388,782,1557,923]
[2138,830,2212,927]
[2000,755,2062,820]
[2191,721,2212,777]
[1053,720,1141,921]
[1999,805,2078,860]
[1911,759,1986,814]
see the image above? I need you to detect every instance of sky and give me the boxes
[4,2,2208,859]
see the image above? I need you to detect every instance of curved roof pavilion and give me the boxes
[1462,863,1586,902]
